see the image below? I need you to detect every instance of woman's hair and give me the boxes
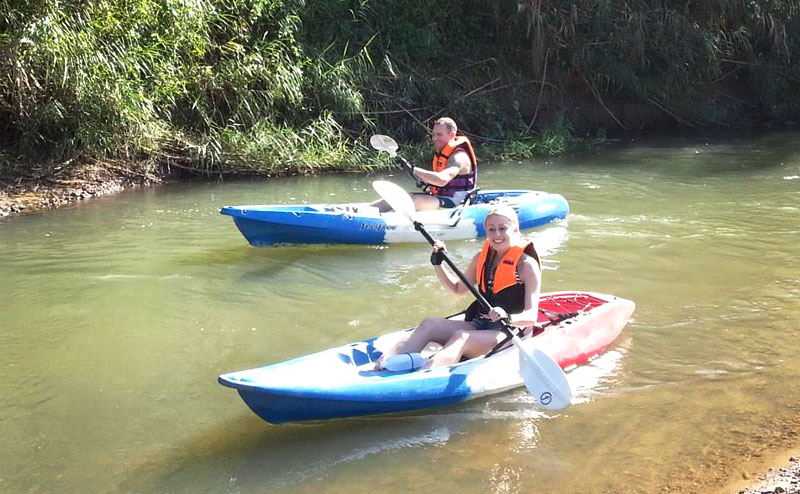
[484,205,519,227]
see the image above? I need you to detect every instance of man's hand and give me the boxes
[395,157,414,174]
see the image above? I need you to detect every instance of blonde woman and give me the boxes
[376,205,541,370]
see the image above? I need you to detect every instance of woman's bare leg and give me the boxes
[424,327,505,369]
[375,318,473,368]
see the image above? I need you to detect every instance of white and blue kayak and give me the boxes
[220,189,569,246]
[218,291,635,424]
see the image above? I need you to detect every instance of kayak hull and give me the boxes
[220,190,569,246]
[218,291,635,424]
[236,389,472,425]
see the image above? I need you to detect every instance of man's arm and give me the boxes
[410,149,472,186]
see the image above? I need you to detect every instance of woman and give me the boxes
[376,205,542,370]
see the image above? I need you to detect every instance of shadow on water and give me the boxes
[569,130,800,177]
[173,243,424,290]
[117,404,487,494]
[179,222,571,276]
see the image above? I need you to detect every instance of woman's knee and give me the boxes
[413,318,463,344]
[444,329,471,347]
[415,317,443,335]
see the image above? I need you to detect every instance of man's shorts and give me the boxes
[436,190,469,208]
[437,195,457,208]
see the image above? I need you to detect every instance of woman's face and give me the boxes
[485,214,518,251]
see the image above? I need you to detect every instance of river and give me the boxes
[1,131,799,494]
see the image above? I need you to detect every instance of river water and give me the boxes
[1,131,799,494]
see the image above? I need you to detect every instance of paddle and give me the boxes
[372,180,572,410]
[370,134,427,190]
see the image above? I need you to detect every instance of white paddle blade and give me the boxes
[372,180,416,222]
[516,340,572,410]
[369,134,398,157]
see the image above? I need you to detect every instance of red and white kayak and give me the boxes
[218,291,635,424]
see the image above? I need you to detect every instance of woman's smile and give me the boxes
[485,215,517,252]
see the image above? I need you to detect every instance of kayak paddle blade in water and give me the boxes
[518,341,572,410]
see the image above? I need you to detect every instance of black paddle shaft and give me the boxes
[397,157,426,191]
[412,221,518,341]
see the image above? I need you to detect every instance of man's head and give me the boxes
[432,117,457,152]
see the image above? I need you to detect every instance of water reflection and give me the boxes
[119,405,550,494]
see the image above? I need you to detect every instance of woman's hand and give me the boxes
[484,306,509,322]
[430,241,447,266]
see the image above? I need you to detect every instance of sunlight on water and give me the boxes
[1,131,799,494]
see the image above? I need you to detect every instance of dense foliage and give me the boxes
[1,0,798,175]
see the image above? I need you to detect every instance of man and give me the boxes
[375,117,477,211]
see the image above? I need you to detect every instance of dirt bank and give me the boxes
[724,453,800,494]
[0,159,162,217]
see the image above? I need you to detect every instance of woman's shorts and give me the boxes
[469,318,507,331]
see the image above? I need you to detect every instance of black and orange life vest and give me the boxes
[464,241,540,322]
[430,136,477,197]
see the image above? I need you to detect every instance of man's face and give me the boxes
[431,124,454,152]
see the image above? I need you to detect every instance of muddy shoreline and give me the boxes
[725,453,800,494]
[0,160,163,217]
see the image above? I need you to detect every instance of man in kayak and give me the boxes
[373,117,477,211]
[374,205,541,369]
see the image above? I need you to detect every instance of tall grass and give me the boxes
[0,0,368,175]
[1,0,798,177]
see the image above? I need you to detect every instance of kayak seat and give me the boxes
[445,188,481,227]
[460,187,480,206]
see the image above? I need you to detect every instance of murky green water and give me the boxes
[2,131,799,494]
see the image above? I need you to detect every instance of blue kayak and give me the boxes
[220,189,569,246]
[218,291,635,424]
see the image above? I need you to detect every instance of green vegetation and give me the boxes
[1,0,798,177]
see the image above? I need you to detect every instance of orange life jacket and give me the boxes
[430,136,477,196]
[475,241,538,294]
[463,240,539,322]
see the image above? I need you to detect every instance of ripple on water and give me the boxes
[266,426,453,490]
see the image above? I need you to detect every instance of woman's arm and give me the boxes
[507,256,542,327]
[433,247,479,296]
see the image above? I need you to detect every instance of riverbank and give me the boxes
[713,406,800,494]
[725,452,800,494]
[0,159,162,217]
